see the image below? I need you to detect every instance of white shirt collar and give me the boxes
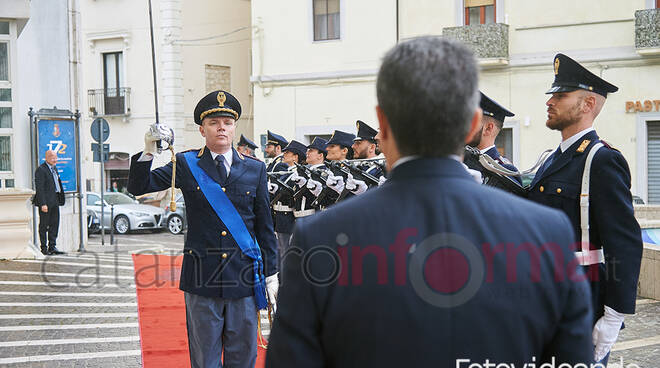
[209,149,233,174]
[479,145,495,154]
[560,127,594,153]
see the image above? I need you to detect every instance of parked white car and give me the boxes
[87,192,165,234]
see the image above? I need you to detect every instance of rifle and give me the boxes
[293,163,330,208]
[324,160,381,202]
[266,172,295,206]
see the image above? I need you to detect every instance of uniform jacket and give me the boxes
[269,161,295,234]
[528,130,642,320]
[127,147,278,299]
[34,162,65,207]
[484,146,522,184]
[267,158,594,367]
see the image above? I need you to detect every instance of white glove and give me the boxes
[378,176,387,186]
[268,182,279,195]
[266,273,279,314]
[593,305,625,362]
[143,126,160,156]
[346,173,368,195]
[326,174,345,194]
[307,179,322,197]
[289,171,307,186]
[462,163,483,183]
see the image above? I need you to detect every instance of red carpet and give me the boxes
[132,254,267,368]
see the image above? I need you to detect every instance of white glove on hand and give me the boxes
[593,305,625,362]
[289,171,307,186]
[378,176,387,186]
[307,179,322,197]
[326,174,345,194]
[462,163,483,183]
[143,126,160,156]
[268,182,279,195]
[346,173,367,195]
[266,273,279,314]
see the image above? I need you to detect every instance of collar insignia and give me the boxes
[576,140,590,153]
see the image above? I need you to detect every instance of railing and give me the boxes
[87,88,131,117]
[442,23,509,63]
[635,9,660,52]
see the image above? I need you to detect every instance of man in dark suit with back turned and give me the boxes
[34,150,65,255]
[266,37,594,367]
[528,53,643,365]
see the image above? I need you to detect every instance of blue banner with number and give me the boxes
[37,119,77,193]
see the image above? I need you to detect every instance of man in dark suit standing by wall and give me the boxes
[528,53,643,365]
[34,150,65,255]
[267,37,594,367]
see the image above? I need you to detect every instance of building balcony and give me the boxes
[442,23,509,66]
[87,88,131,117]
[635,9,660,55]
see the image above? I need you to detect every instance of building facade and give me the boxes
[80,0,254,193]
[251,0,660,202]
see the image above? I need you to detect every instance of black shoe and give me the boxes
[48,247,65,255]
[40,247,49,255]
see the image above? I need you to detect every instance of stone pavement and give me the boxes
[0,235,657,366]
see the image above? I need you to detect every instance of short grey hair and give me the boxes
[376,36,480,157]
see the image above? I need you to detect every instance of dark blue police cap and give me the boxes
[480,92,514,124]
[238,134,258,150]
[327,130,355,148]
[354,120,378,142]
[307,137,328,154]
[194,90,241,125]
[266,130,288,147]
[546,53,618,97]
[283,140,307,162]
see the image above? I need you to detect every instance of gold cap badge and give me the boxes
[217,92,226,107]
[576,140,590,153]
[554,58,560,75]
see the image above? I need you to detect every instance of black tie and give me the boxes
[215,155,228,182]
[536,146,562,178]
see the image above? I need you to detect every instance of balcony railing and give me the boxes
[635,9,660,54]
[442,23,509,65]
[87,88,131,117]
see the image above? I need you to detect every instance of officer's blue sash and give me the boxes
[184,151,268,310]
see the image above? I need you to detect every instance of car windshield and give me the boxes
[103,193,136,205]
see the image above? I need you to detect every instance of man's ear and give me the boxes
[464,108,483,143]
[376,106,389,141]
[198,124,205,137]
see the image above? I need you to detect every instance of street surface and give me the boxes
[0,231,657,367]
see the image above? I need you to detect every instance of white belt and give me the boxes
[294,209,315,218]
[273,203,293,212]
[577,142,605,266]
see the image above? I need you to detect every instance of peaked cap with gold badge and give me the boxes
[194,90,242,125]
[546,53,618,98]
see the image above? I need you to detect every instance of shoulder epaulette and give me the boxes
[244,154,261,161]
[600,139,619,152]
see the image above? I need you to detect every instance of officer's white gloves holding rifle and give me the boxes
[326,174,345,194]
[288,171,307,186]
[268,182,279,195]
[593,306,625,362]
[345,173,368,195]
[306,179,322,197]
[266,274,279,313]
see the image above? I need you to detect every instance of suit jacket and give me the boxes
[528,130,642,320]
[267,158,594,367]
[127,147,278,299]
[484,146,522,184]
[34,163,65,207]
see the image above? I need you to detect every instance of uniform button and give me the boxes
[221,231,227,236]
[196,186,200,190]
[222,187,226,192]
[556,188,562,194]
[539,186,544,192]
[222,253,228,259]
[246,191,250,195]
[188,250,192,254]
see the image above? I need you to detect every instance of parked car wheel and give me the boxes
[167,214,184,235]
[114,215,130,234]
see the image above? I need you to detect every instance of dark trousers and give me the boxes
[38,205,60,250]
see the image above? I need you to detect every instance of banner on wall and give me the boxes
[36,119,78,193]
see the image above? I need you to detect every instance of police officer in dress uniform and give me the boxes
[265,131,288,172]
[271,140,307,265]
[128,90,279,368]
[346,120,385,196]
[236,134,259,157]
[467,92,521,184]
[322,130,355,200]
[528,53,643,365]
[267,37,593,367]
[302,138,333,210]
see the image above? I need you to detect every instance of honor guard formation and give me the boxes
[128,37,642,368]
